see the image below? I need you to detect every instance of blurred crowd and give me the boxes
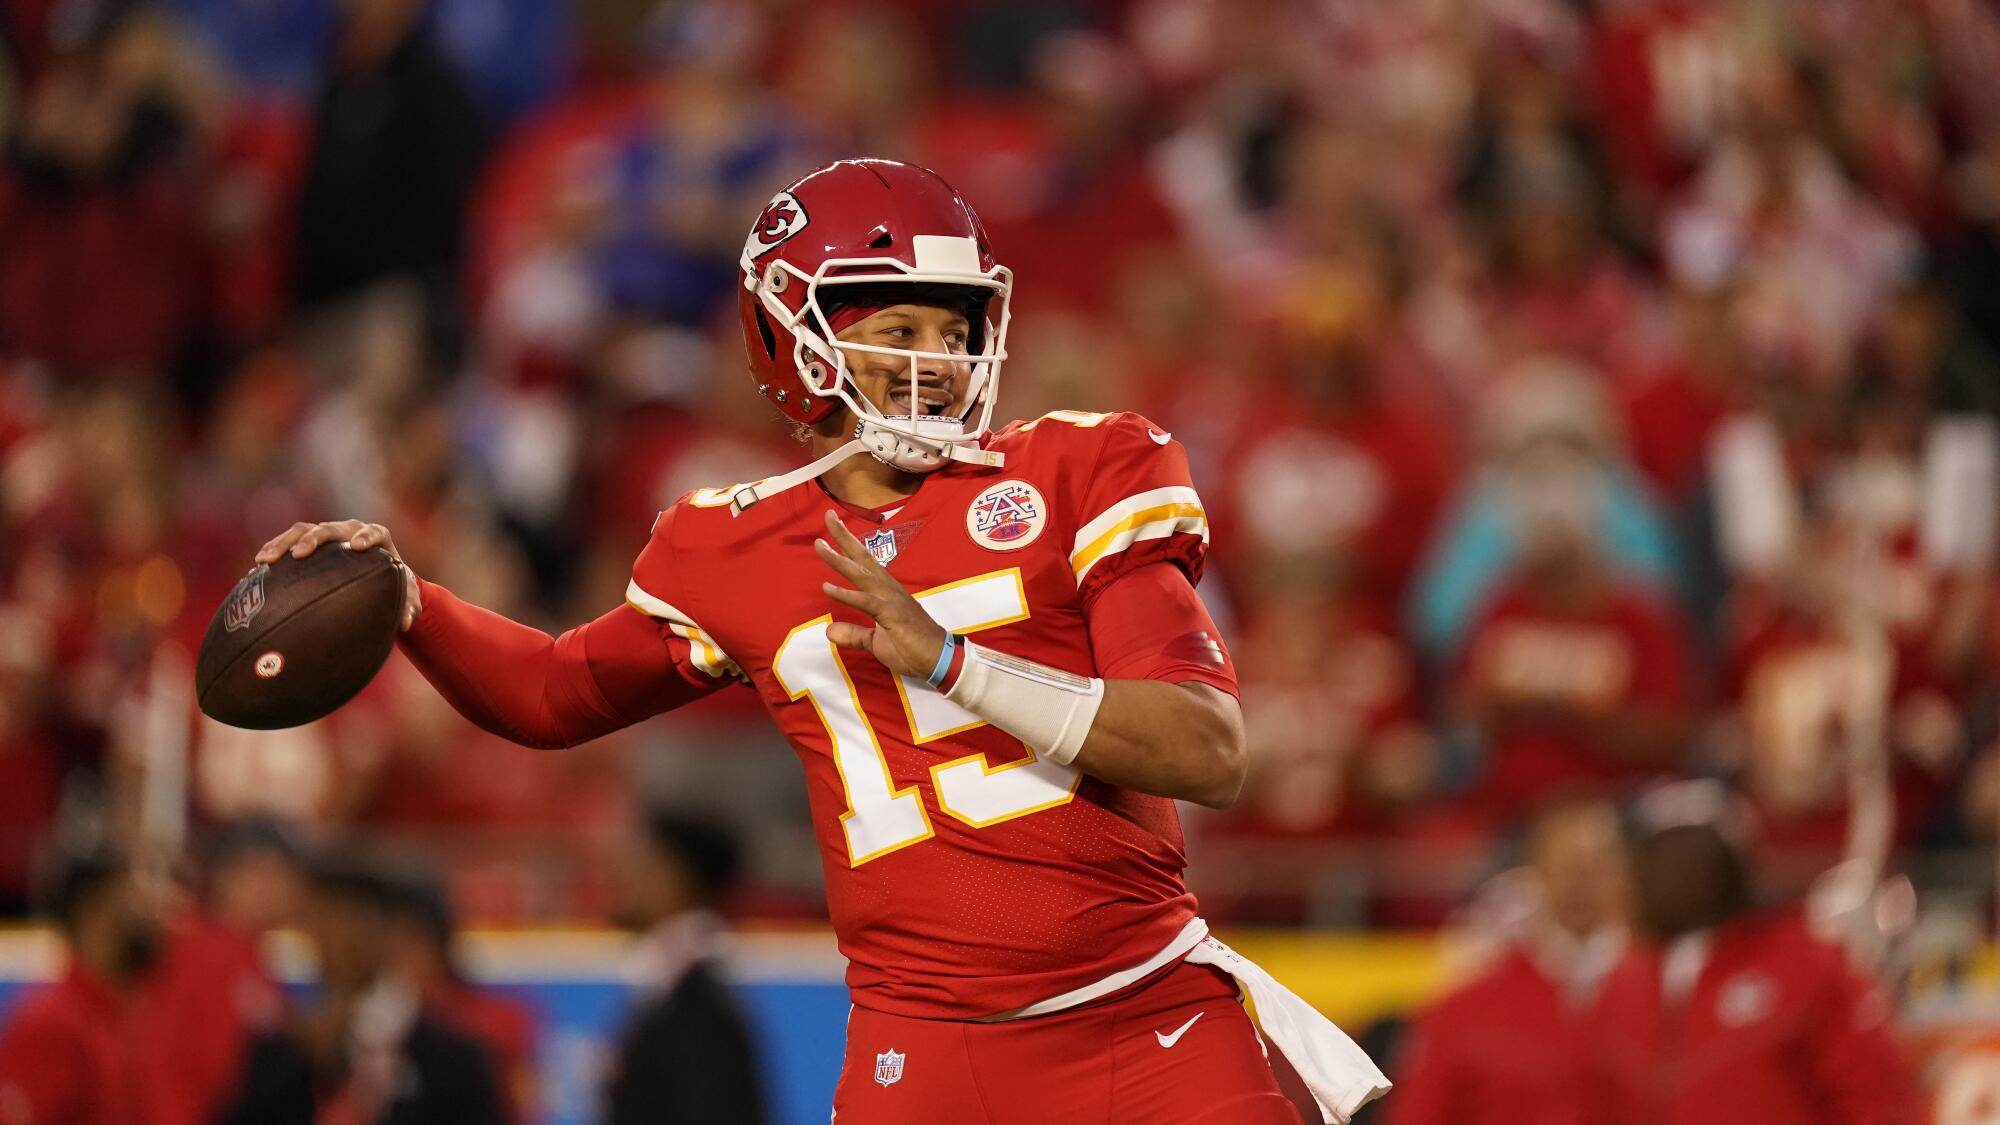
[2,0,2000,933]
[1383,785,1927,1125]
[0,810,767,1125]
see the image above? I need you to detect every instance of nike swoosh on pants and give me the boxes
[1154,1011,1204,1048]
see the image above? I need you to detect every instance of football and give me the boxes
[195,545,406,730]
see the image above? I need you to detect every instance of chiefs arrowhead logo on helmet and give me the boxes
[745,191,809,259]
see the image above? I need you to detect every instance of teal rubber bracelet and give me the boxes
[926,633,959,688]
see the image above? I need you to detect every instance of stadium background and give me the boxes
[3,0,2000,1121]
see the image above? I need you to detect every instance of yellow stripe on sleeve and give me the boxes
[1068,503,1209,583]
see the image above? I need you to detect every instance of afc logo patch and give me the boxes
[223,565,269,632]
[874,1048,905,1087]
[966,480,1047,551]
[745,190,809,259]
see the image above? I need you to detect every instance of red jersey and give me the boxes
[1386,948,1598,1125]
[1456,578,1691,820]
[137,916,285,1125]
[1218,601,1423,841]
[1724,603,1955,855]
[1215,389,1457,607]
[1589,909,1919,1125]
[0,965,144,1125]
[1618,360,1735,503]
[624,411,1220,1018]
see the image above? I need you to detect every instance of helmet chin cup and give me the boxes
[857,414,963,472]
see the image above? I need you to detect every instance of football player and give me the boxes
[259,159,1389,1123]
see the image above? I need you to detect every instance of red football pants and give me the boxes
[831,961,1301,1124]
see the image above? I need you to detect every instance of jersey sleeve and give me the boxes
[398,501,737,750]
[624,499,744,684]
[1086,562,1238,695]
[400,580,722,749]
[1063,412,1211,605]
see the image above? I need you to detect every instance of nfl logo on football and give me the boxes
[874,1048,905,1087]
[865,529,898,566]
[223,565,269,632]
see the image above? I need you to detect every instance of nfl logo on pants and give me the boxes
[874,1049,906,1087]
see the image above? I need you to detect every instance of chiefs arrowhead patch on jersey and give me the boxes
[745,190,809,259]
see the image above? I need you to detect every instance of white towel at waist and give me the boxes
[1184,934,1392,1124]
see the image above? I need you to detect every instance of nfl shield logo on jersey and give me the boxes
[966,479,1048,551]
[874,1048,906,1087]
[865,528,898,565]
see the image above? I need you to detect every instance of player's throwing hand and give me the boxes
[814,509,949,679]
[255,519,423,631]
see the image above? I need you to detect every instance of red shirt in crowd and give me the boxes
[1456,578,1690,822]
[0,964,146,1125]
[1218,601,1426,841]
[1590,909,1919,1125]
[905,98,1180,317]
[1386,947,1599,1125]
[0,146,207,378]
[0,728,59,910]
[1724,597,1957,858]
[1582,0,1719,201]
[1479,260,1654,382]
[1618,360,1735,504]
[136,915,285,1125]
[1216,389,1457,606]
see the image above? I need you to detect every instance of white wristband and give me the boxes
[943,640,1104,766]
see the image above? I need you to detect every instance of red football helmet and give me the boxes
[737,158,1013,474]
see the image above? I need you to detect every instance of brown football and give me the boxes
[195,545,405,730]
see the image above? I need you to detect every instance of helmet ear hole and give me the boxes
[754,309,779,360]
[867,226,893,249]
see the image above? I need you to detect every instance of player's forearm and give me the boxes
[931,631,1247,808]
[399,578,630,749]
[1070,679,1247,808]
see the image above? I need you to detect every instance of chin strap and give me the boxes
[729,440,865,515]
[946,443,1006,468]
[728,438,1004,516]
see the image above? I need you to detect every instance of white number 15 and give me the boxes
[771,568,1081,865]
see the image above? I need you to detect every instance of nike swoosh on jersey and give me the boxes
[1155,1011,1203,1048]
[1147,429,1172,445]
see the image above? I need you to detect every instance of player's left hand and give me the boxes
[815,509,949,680]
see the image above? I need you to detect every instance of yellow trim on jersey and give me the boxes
[686,482,762,508]
[1017,409,1112,431]
[1068,486,1209,583]
[887,568,1081,829]
[1070,503,1207,577]
[772,615,935,866]
[623,580,738,679]
[927,744,1084,829]
[889,568,1029,746]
